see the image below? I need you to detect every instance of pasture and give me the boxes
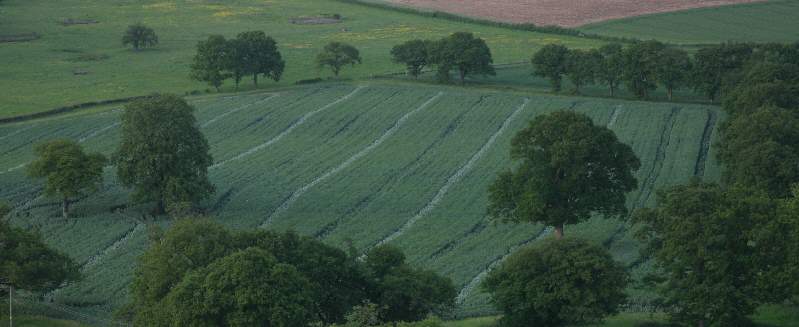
[0,81,721,318]
[0,0,601,119]
[580,0,799,45]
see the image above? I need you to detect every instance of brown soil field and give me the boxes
[384,0,767,27]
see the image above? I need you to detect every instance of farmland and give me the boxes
[0,81,721,319]
[0,0,601,118]
[580,0,799,44]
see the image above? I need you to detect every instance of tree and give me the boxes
[190,35,231,91]
[488,111,640,239]
[225,38,249,90]
[0,220,80,293]
[115,94,214,215]
[531,44,569,92]
[26,139,106,219]
[235,31,285,87]
[596,43,625,97]
[633,181,794,326]
[429,32,495,84]
[364,245,456,323]
[623,40,665,99]
[717,106,799,198]
[0,201,9,219]
[391,39,433,78]
[317,42,362,77]
[122,23,158,51]
[564,49,599,94]
[691,43,753,102]
[483,238,627,327]
[655,48,691,101]
[165,248,316,327]
[722,61,799,116]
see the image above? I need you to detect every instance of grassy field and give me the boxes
[580,0,799,45]
[0,81,722,319]
[0,0,603,118]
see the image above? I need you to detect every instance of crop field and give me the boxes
[580,0,799,44]
[0,0,602,119]
[0,82,722,318]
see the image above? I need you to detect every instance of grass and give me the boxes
[580,0,799,45]
[0,314,87,327]
[0,0,603,118]
[0,81,722,319]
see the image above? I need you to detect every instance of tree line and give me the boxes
[391,32,495,84]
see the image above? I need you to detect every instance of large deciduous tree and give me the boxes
[633,181,796,327]
[115,94,214,215]
[190,35,231,91]
[691,42,753,102]
[317,42,362,77]
[429,32,495,84]
[596,43,625,97]
[564,49,599,94]
[488,111,639,239]
[122,23,158,51]
[391,39,434,78]
[235,31,285,87]
[655,47,692,101]
[622,40,665,99]
[531,44,569,92]
[27,139,106,219]
[483,238,627,327]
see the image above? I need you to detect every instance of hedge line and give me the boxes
[0,96,149,124]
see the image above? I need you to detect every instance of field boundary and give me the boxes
[0,96,147,125]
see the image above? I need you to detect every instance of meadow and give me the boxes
[0,0,602,118]
[0,81,721,319]
[580,0,799,45]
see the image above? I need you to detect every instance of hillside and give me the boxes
[0,82,722,317]
[580,0,799,44]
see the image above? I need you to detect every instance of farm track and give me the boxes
[369,98,530,250]
[635,107,681,208]
[456,226,553,305]
[693,110,717,178]
[81,221,144,270]
[210,86,364,169]
[261,92,444,228]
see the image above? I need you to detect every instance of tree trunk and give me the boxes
[667,87,674,101]
[459,69,466,85]
[333,66,340,77]
[154,199,166,216]
[609,84,615,97]
[62,197,70,220]
[554,224,564,239]
[698,320,705,327]
[253,74,259,88]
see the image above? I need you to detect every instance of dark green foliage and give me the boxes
[0,201,9,219]
[596,43,625,97]
[691,43,753,102]
[122,23,158,50]
[654,48,691,101]
[26,139,106,219]
[622,40,665,99]
[391,39,434,78]
[717,106,799,198]
[0,220,80,292]
[115,94,214,214]
[429,32,494,84]
[317,42,362,76]
[235,31,285,87]
[190,35,232,91]
[488,111,640,238]
[364,245,456,323]
[633,181,796,326]
[165,247,316,327]
[564,49,599,94]
[722,61,799,116]
[531,44,569,92]
[483,238,628,327]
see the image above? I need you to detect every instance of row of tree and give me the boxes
[391,32,495,84]
[122,219,454,326]
[190,31,286,91]
[480,41,799,327]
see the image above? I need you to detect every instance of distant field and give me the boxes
[381,0,763,27]
[0,81,721,318]
[0,0,601,118]
[581,0,799,44]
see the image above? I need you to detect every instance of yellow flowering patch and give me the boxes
[143,2,176,11]
[331,25,441,42]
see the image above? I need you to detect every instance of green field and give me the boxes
[580,0,799,45]
[0,81,722,319]
[0,0,602,118]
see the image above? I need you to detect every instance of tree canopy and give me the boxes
[563,49,599,94]
[0,220,80,293]
[429,32,495,84]
[391,39,434,78]
[27,139,106,219]
[531,44,569,92]
[483,238,627,327]
[190,35,232,91]
[122,23,158,50]
[655,47,691,101]
[235,31,285,87]
[317,42,362,77]
[115,94,214,215]
[622,40,665,99]
[596,43,625,97]
[488,111,640,238]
